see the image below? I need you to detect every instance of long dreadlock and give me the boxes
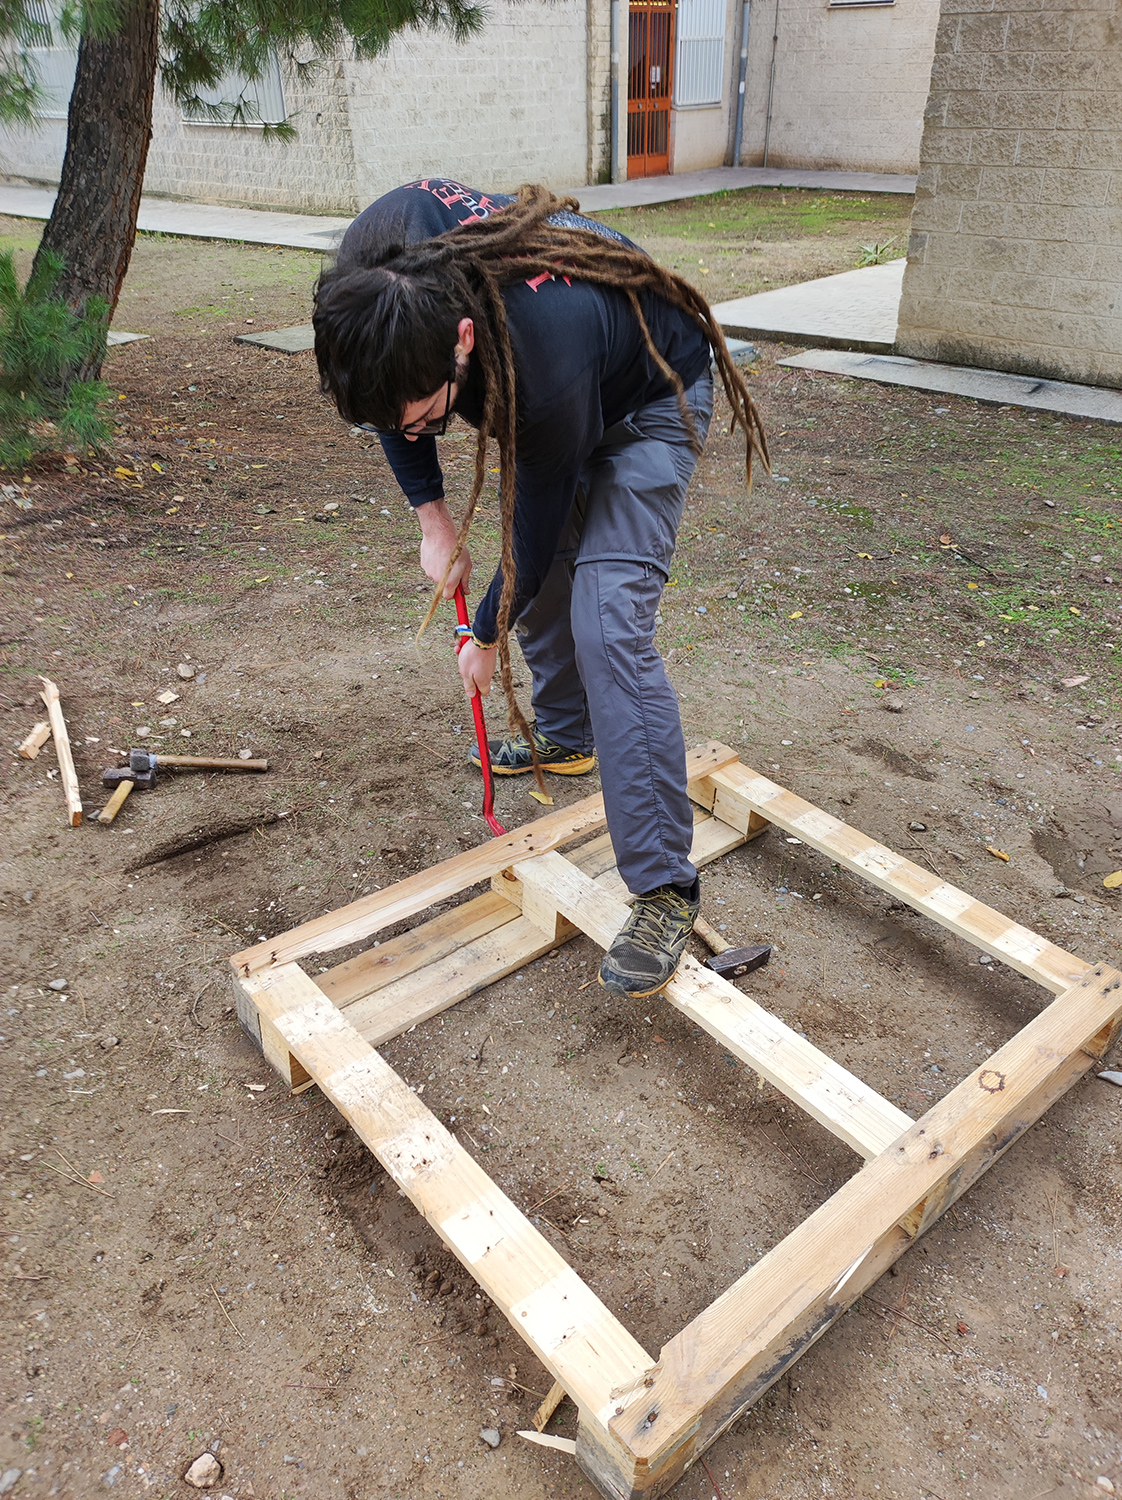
[314,183,769,767]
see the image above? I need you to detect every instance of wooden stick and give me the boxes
[18,721,51,759]
[533,1379,568,1432]
[518,1429,577,1454]
[158,755,268,771]
[98,779,134,824]
[38,677,82,826]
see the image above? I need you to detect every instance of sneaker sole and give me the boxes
[596,965,680,1000]
[472,756,596,777]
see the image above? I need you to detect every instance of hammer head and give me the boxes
[704,943,771,978]
[102,765,155,790]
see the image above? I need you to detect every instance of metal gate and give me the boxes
[627,0,675,178]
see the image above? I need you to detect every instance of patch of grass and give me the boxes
[594,186,910,243]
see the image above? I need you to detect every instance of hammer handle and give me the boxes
[98,779,134,824]
[693,914,731,956]
[158,756,268,772]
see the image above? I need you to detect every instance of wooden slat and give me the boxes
[609,963,1122,1487]
[344,913,568,1045]
[38,677,81,826]
[340,812,748,1049]
[231,739,739,977]
[693,762,1090,995]
[515,853,911,1160]
[320,891,517,1009]
[237,962,653,1426]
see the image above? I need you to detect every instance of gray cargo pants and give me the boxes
[514,373,714,897]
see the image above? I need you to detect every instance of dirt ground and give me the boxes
[1,192,1120,1500]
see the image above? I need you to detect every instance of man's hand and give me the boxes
[458,639,497,699]
[416,499,472,599]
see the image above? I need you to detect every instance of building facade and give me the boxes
[0,0,939,213]
[896,0,1122,388]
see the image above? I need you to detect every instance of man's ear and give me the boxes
[456,317,475,357]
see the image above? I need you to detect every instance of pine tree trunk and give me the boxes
[32,0,160,380]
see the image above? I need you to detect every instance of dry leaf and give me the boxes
[1103,870,1122,890]
[156,689,179,705]
[89,1170,104,1184]
[1061,674,1090,687]
[528,789,554,806]
[986,845,1010,862]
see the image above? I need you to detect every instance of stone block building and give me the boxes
[0,0,939,213]
[896,0,1122,387]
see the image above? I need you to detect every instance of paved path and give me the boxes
[0,182,351,250]
[0,165,914,254]
[573,165,916,212]
[779,349,1122,424]
[712,259,905,354]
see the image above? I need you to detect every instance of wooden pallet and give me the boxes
[230,741,1121,1500]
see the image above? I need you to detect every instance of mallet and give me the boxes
[98,747,269,824]
[694,914,771,978]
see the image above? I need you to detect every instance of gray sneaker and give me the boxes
[599,885,701,999]
[469,726,595,777]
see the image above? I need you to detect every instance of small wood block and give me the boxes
[533,1378,568,1432]
[18,721,51,759]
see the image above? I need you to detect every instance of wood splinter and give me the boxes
[38,677,82,826]
[532,1378,567,1432]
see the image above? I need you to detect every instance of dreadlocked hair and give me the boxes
[314,183,769,777]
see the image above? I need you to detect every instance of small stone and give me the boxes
[323,500,340,511]
[882,695,905,713]
[1096,1481,1115,1495]
[237,749,253,760]
[177,662,196,679]
[0,1470,22,1497]
[48,977,68,991]
[184,1453,223,1488]
[156,689,179,705]
[136,726,150,738]
[1097,1070,1122,1088]
[100,1035,119,1051]
[480,1427,501,1449]
[908,820,927,832]
[102,1464,124,1488]
[106,1428,128,1447]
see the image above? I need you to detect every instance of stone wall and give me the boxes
[738,0,941,174]
[896,0,1122,388]
[346,0,591,205]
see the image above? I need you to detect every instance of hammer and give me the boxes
[98,747,269,823]
[693,914,771,978]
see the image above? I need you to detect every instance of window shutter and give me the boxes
[183,53,287,126]
[674,0,726,107]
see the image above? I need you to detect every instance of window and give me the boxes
[674,0,726,108]
[182,53,286,126]
[25,0,78,119]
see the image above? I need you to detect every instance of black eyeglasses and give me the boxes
[361,354,458,438]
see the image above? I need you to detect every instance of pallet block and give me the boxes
[230,742,1121,1500]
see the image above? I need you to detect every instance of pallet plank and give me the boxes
[38,677,82,826]
[607,963,1122,1494]
[236,962,653,1426]
[231,740,739,977]
[693,763,1090,995]
[342,813,748,1048]
[514,852,911,1160]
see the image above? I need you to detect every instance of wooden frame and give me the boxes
[230,742,1121,1500]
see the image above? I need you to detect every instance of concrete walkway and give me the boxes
[573,165,916,213]
[779,349,1122,424]
[0,165,914,254]
[712,259,905,354]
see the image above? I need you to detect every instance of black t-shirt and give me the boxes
[336,179,710,643]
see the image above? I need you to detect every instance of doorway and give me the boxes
[627,0,675,178]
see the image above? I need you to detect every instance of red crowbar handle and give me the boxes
[453,585,506,837]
